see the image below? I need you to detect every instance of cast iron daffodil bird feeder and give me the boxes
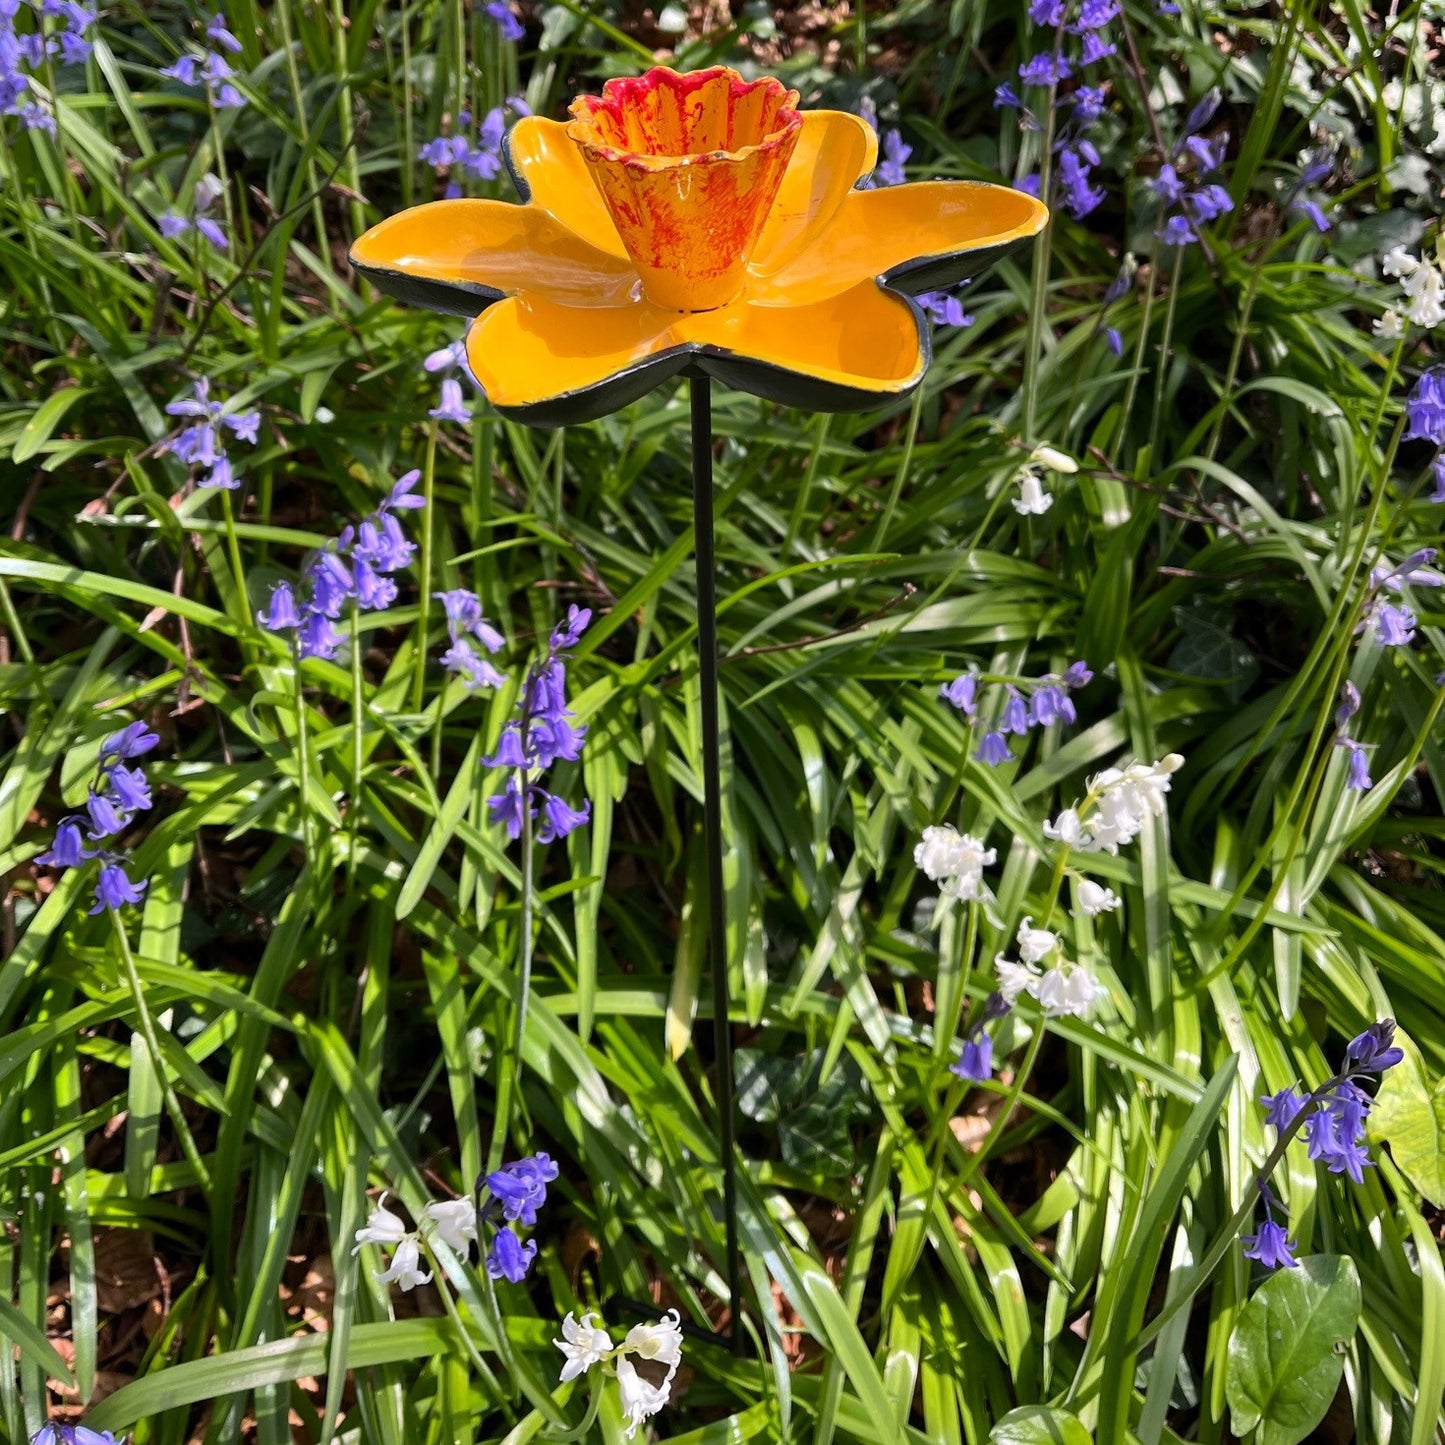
[352,64,1047,1352]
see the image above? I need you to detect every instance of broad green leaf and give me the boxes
[989,1405,1092,1445]
[1368,1030,1445,1206]
[1225,1254,1362,1445]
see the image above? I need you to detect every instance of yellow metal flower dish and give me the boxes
[351,65,1048,425]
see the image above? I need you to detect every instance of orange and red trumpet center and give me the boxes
[566,66,802,312]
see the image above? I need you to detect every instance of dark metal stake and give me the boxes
[689,372,745,1355]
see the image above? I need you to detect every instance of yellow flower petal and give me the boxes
[750,110,877,274]
[755,180,1048,304]
[504,116,627,258]
[350,197,638,315]
[464,279,923,424]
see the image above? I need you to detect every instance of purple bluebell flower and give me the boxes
[103,721,160,760]
[202,51,234,84]
[976,731,1013,766]
[485,1226,537,1282]
[1058,145,1105,218]
[1072,0,1120,28]
[436,588,484,632]
[1156,215,1196,247]
[1029,683,1075,727]
[1062,661,1093,688]
[33,1422,120,1445]
[1072,85,1107,126]
[1105,327,1123,356]
[1373,603,1416,647]
[1404,371,1445,444]
[1289,198,1329,232]
[1019,53,1072,86]
[549,605,591,650]
[1186,183,1234,222]
[487,774,528,838]
[486,1152,558,1226]
[297,609,343,661]
[194,216,228,250]
[530,713,586,768]
[917,291,974,326]
[1242,1216,1297,1270]
[207,11,243,51]
[940,673,978,714]
[1000,688,1031,735]
[1183,133,1227,171]
[875,128,910,186]
[1151,164,1186,205]
[85,790,129,840]
[161,54,201,85]
[430,377,471,425]
[89,862,147,914]
[354,559,398,610]
[484,726,528,769]
[384,469,425,511]
[1027,0,1066,21]
[994,82,1022,109]
[1371,547,1443,591]
[158,211,190,239]
[483,1,524,40]
[108,764,152,813]
[1343,742,1371,791]
[37,821,94,869]
[1345,1018,1404,1074]
[203,455,238,490]
[1260,1087,1306,1131]
[950,1029,993,1082]
[442,642,507,689]
[1430,457,1445,504]
[259,582,300,632]
[308,552,356,617]
[1335,680,1360,726]
[538,791,591,842]
[1078,31,1116,63]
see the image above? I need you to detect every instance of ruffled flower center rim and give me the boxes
[565,65,802,172]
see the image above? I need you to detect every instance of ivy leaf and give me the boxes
[1367,1028,1445,1206]
[734,1049,871,1178]
[988,1405,1092,1445]
[1226,1254,1361,1445]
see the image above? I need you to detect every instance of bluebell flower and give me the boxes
[874,128,910,186]
[976,731,1013,766]
[354,558,398,610]
[103,720,160,759]
[165,376,260,488]
[296,610,342,661]
[443,641,507,689]
[994,82,1022,109]
[1071,84,1107,126]
[1371,547,1442,592]
[1431,457,1445,504]
[1062,661,1093,688]
[950,1029,993,1082]
[1182,134,1226,171]
[917,291,974,326]
[1072,0,1120,28]
[1345,1018,1404,1073]
[89,861,147,914]
[538,791,591,842]
[1105,327,1123,356]
[258,582,300,631]
[1335,680,1361,726]
[207,11,243,50]
[486,1152,558,1225]
[1260,1087,1306,1130]
[108,764,152,813]
[549,605,591,650]
[1000,688,1031,736]
[32,1423,120,1445]
[483,0,525,40]
[1029,683,1075,726]
[487,774,528,838]
[1058,145,1104,218]
[485,726,528,769]
[940,673,978,714]
[486,1225,537,1282]
[160,54,201,85]
[1078,32,1116,63]
[1019,53,1072,86]
[1157,215,1196,247]
[37,820,94,868]
[1373,602,1416,647]
[1151,164,1186,205]
[1289,197,1329,232]
[1342,741,1372,791]
[1185,184,1233,222]
[307,551,355,618]
[1241,1216,1297,1270]
[85,790,129,840]
[1404,370,1445,444]
[159,8,247,108]
[430,377,471,425]
[1028,0,1066,22]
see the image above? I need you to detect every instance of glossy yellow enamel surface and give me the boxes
[350,65,1050,416]
[755,181,1049,304]
[465,279,922,411]
[566,67,802,311]
[349,198,639,307]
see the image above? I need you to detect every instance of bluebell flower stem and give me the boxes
[411,426,439,713]
[1112,239,1160,468]
[111,909,212,1196]
[348,599,364,888]
[1147,247,1185,461]
[291,637,318,861]
[220,488,249,627]
[1020,84,1059,448]
[690,372,745,1354]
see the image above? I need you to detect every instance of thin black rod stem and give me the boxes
[690,372,745,1354]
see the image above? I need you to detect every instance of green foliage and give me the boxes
[1225,1255,1363,1445]
[0,0,1443,1442]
